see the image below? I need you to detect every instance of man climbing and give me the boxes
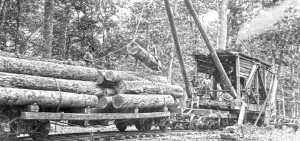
[83,46,94,67]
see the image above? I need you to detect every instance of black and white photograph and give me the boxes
[0,0,299,140]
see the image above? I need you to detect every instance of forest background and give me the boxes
[0,0,299,117]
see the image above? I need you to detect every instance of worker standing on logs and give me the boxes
[83,46,94,67]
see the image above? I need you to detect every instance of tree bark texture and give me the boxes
[0,0,4,14]
[217,0,229,50]
[0,0,7,31]
[143,87,184,98]
[104,70,147,82]
[112,94,175,109]
[127,41,162,71]
[104,70,169,84]
[168,52,174,84]
[0,56,103,81]
[42,0,54,59]
[0,87,98,107]
[98,96,113,109]
[0,72,104,96]
[115,80,184,97]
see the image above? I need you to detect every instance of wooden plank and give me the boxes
[240,66,251,74]
[245,65,258,88]
[20,112,170,120]
[240,59,254,67]
[198,100,231,107]
[187,108,230,118]
[239,72,249,78]
[249,89,259,104]
[231,103,263,112]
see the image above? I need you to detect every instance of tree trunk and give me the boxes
[0,0,7,32]
[218,0,229,50]
[282,86,285,116]
[42,0,54,59]
[0,56,103,81]
[0,72,104,96]
[127,41,162,71]
[0,87,98,107]
[168,52,174,84]
[115,80,185,96]
[0,0,4,13]
[15,0,20,54]
[63,6,71,59]
[112,94,175,109]
[98,96,113,109]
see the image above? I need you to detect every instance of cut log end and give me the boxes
[95,70,105,85]
[98,96,113,109]
[115,81,126,94]
[112,95,125,109]
[127,42,140,55]
[104,71,114,82]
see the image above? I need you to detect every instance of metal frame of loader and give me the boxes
[163,0,278,130]
[169,51,277,130]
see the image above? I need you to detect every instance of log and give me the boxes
[104,70,147,82]
[104,70,168,84]
[112,94,175,109]
[143,87,184,98]
[115,80,185,97]
[103,88,116,96]
[0,87,98,107]
[0,72,104,96]
[0,56,104,81]
[127,41,162,71]
[95,70,109,85]
[98,96,113,109]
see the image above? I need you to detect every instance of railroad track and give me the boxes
[18,129,222,141]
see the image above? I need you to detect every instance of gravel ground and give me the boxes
[49,123,300,141]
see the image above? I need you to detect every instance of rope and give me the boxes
[95,1,148,61]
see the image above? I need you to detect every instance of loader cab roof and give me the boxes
[192,50,271,75]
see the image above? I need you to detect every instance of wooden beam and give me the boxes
[257,71,268,99]
[21,112,170,120]
[184,0,237,99]
[236,56,241,97]
[164,0,191,99]
[249,89,259,104]
[255,75,277,126]
[244,64,258,89]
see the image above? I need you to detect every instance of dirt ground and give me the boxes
[49,123,300,141]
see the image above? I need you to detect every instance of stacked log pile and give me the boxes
[0,55,184,111]
[98,70,185,110]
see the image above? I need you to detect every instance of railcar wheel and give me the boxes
[29,120,50,141]
[134,122,142,131]
[140,119,152,132]
[190,116,199,131]
[171,122,177,129]
[183,123,190,130]
[0,115,9,141]
[115,120,127,132]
